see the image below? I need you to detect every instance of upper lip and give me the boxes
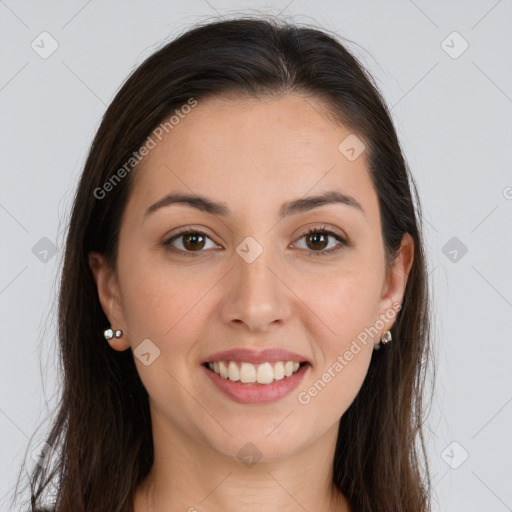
[202,348,310,365]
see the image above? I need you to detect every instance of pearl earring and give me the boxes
[104,328,123,340]
[374,330,392,350]
[381,330,392,344]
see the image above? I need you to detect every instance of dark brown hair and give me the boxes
[12,15,433,512]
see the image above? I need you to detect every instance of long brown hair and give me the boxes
[12,15,433,512]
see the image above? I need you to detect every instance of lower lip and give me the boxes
[201,363,311,404]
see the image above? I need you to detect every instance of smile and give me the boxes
[202,361,311,404]
[206,360,304,384]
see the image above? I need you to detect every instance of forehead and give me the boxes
[126,93,376,220]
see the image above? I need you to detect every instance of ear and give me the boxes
[88,252,130,351]
[376,232,414,344]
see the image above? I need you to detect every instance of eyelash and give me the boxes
[162,225,349,258]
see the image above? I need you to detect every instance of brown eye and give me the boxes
[305,231,329,251]
[295,227,348,256]
[163,229,217,255]
[182,232,206,251]
[163,226,348,258]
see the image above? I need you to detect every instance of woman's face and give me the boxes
[90,93,413,462]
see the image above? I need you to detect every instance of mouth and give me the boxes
[202,360,311,385]
[201,359,311,404]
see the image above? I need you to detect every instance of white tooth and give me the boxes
[228,361,240,381]
[240,362,256,383]
[284,361,294,377]
[293,362,300,372]
[257,362,274,384]
[273,361,285,380]
[208,362,214,371]
[219,361,228,378]
[213,361,220,374]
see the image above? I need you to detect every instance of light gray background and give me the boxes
[1,1,511,510]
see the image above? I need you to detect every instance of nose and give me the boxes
[219,245,293,333]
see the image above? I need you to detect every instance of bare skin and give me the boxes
[89,92,414,512]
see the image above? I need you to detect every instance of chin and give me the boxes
[205,421,310,463]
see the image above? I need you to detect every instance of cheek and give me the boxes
[296,280,376,420]
[118,252,214,350]
[292,264,381,413]
[302,261,383,344]
[117,261,214,408]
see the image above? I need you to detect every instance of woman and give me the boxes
[15,15,433,512]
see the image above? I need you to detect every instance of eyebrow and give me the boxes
[144,190,365,219]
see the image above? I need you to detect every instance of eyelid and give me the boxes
[293,223,348,243]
